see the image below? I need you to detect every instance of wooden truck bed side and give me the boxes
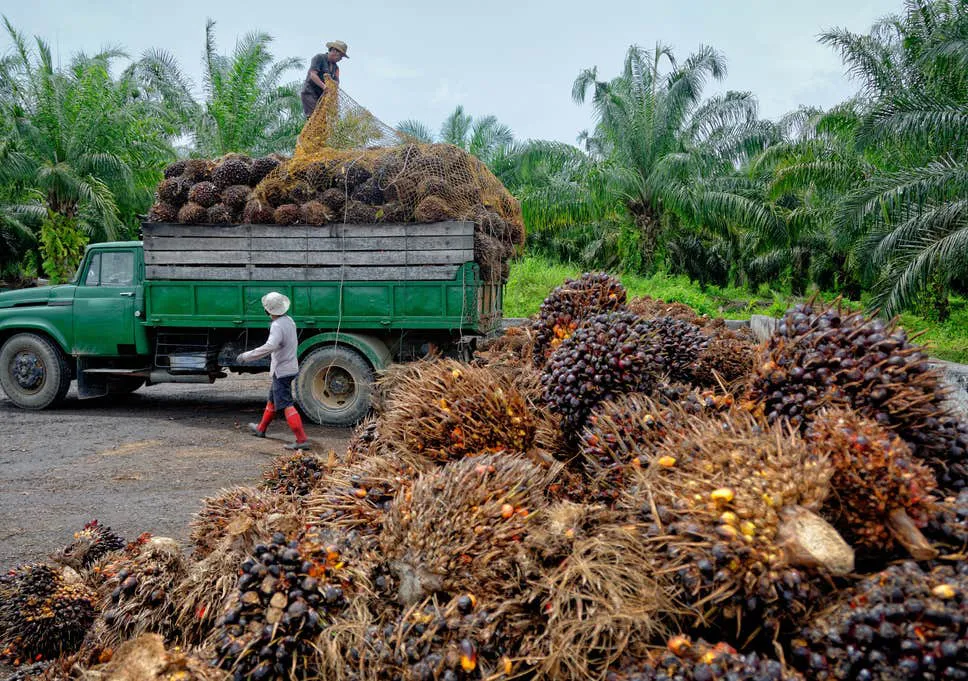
[141,221,501,335]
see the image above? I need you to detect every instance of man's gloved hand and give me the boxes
[235,353,248,364]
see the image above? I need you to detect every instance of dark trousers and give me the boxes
[301,90,320,119]
[268,374,296,409]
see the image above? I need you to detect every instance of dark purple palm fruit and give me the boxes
[187,181,218,208]
[533,273,627,364]
[745,300,967,492]
[211,157,251,190]
[162,160,187,179]
[542,310,666,438]
[790,561,967,680]
[249,156,280,186]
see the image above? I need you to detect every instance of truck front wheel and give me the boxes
[295,345,373,426]
[0,333,72,409]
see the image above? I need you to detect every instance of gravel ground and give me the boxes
[0,374,351,570]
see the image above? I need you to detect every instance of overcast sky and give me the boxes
[3,0,900,145]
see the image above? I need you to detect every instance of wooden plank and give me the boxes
[146,265,250,280]
[145,250,250,265]
[147,262,462,282]
[247,237,310,252]
[305,235,473,251]
[143,224,251,238]
[406,250,473,265]
[144,221,474,239]
[145,236,250,251]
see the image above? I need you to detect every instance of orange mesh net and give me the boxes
[249,82,524,282]
[149,82,523,282]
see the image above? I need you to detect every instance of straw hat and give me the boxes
[261,292,291,316]
[326,40,349,58]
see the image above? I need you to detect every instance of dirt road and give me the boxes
[0,374,351,569]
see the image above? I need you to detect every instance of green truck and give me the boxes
[0,221,502,425]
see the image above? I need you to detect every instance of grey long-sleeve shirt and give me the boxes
[238,315,299,378]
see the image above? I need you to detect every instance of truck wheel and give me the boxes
[0,333,72,409]
[295,345,373,427]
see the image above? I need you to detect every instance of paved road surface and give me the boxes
[0,374,351,569]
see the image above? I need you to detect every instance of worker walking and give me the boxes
[301,40,349,118]
[236,292,310,450]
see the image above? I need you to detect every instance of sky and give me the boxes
[2,0,901,146]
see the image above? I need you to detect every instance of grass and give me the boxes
[504,256,968,364]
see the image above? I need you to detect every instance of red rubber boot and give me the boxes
[283,406,310,450]
[248,401,275,437]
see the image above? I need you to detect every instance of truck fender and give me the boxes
[297,332,392,372]
[0,319,72,357]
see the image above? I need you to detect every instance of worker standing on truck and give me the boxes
[300,40,348,118]
[236,292,310,450]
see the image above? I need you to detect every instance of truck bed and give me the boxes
[141,222,501,335]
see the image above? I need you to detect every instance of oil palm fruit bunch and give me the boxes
[305,451,431,538]
[625,296,705,326]
[0,564,96,662]
[530,521,674,681]
[625,411,854,641]
[157,177,191,206]
[542,311,667,439]
[532,273,627,363]
[174,505,305,648]
[579,393,689,504]
[379,360,537,462]
[52,520,125,570]
[746,301,966,490]
[187,181,218,208]
[607,636,803,681]
[213,527,359,680]
[643,316,708,382]
[249,156,280,186]
[356,593,526,681]
[273,203,301,226]
[94,536,186,647]
[190,487,287,559]
[177,202,208,224]
[381,453,559,606]
[924,490,968,551]
[163,160,187,179]
[261,451,330,497]
[183,158,213,182]
[93,633,225,681]
[806,409,939,560]
[147,201,178,223]
[790,561,967,680]
[212,156,252,190]
[691,327,757,388]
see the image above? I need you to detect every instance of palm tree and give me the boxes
[397,105,514,166]
[0,17,176,279]
[822,0,968,318]
[535,43,777,272]
[191,19,304,157]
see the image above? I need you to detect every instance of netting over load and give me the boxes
[148,83,525,282]
[256,83,525,281]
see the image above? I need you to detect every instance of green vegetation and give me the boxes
[506,256,968,363]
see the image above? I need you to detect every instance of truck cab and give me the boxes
[0,231,500,426]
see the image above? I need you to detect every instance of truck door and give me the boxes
[73,249,139,356]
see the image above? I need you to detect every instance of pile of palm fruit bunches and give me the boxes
[3,272,967,681]
[146,146,524,282]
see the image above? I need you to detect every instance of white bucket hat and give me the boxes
[261,292,291,316]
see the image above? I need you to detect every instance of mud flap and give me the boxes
[76,358,109,399]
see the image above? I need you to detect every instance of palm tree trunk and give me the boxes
[792,250,810,296]
[631,207,661,271]
[929,277,950,322]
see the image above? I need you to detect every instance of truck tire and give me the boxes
[295,345,373,426]
[0,332,72,410]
